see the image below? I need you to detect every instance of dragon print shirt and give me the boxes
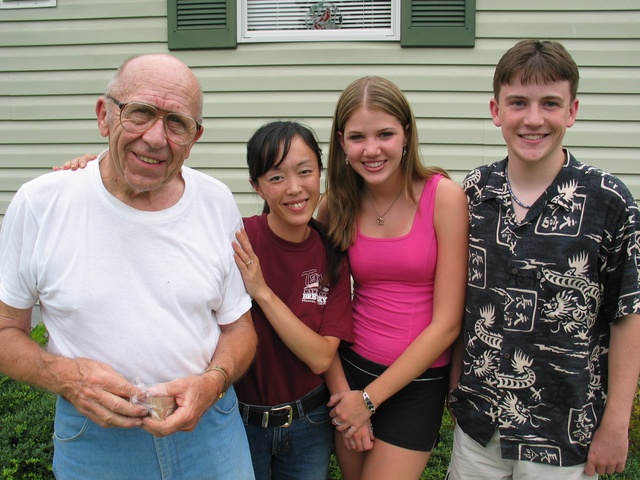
[451,151,640,467]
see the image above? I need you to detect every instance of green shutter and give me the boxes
[401,0,475,47]
[167,0,237,50]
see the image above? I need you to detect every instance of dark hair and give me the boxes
[493,39,580,101]
[247,121,323,191]
[246,121,344,287]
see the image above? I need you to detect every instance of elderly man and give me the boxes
[0,54,257,479]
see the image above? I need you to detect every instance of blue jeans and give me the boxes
[243,403,333,480]
[53,387,254,480]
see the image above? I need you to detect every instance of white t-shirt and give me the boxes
[0,152,251,385]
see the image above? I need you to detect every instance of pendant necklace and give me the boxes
[505,164,533,209]
[367,188,404,226]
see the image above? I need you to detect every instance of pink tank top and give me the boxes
[349,174,449,367]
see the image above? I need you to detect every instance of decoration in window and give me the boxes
[240,0,398,43]
[305,1,342,30]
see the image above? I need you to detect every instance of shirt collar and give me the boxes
[478,149,577,214]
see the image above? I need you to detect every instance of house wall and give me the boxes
[1,0,639,223]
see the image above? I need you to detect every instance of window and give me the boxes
[240,1,399,43]
[167,0,475,50]
[0,0,55,8]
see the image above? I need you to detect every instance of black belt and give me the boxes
[240,384,329,428]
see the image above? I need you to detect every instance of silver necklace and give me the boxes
[505,165,532,209]
[367,188,404,226]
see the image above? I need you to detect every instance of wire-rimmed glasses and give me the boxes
[107,96,201,145]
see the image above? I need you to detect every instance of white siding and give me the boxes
[1,0,639,222]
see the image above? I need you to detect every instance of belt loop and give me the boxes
[261,410,270,428]
[295,398,305,419]
[241,403,250,425]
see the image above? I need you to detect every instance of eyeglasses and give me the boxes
[107,96,201,145]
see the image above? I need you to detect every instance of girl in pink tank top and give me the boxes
[349,174,450,368]
[318,76,469,480]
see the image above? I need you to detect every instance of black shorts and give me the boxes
[339,347,449,452]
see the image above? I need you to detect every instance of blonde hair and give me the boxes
[325,76,447,251]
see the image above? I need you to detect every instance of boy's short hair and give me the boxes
[493,39,580,101]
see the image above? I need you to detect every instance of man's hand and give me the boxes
[57,357,148,429]
[140,373,222,437]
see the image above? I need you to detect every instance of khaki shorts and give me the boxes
[446,424,598,480]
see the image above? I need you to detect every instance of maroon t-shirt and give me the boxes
[233,214,354,406]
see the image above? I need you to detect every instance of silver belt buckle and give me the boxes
[262,405,293,428]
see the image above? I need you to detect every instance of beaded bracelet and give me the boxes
[362,390,376,415]
[204,365,229,399]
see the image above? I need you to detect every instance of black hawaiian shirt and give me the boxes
[451,151,640,467]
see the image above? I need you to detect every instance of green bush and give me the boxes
[0,377,55,480]
[0,323,54,480]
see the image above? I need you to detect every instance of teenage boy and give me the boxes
[448,39,640,479]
